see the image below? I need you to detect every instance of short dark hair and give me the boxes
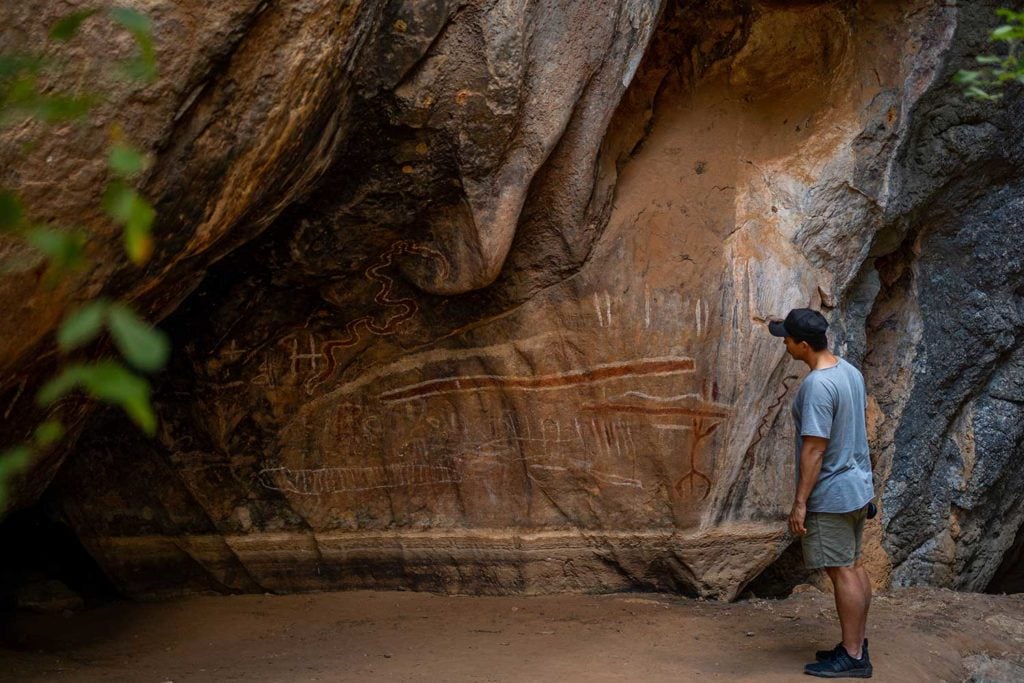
[798,333,828,352]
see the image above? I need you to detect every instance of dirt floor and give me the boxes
[1,586,1023,682]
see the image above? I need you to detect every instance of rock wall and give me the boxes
[3,0,1023,599]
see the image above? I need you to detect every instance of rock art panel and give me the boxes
[0,0,659,511]
[44,0,998,602]
[8,1,1024,601]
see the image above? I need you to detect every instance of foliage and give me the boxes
[955,8,1024,100]
[0,7,166,510]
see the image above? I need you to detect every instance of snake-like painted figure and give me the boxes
[306,241,448,390]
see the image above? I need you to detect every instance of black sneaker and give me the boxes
[816,639,868,662]
[804,646,872,678]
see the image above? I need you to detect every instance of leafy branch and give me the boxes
[955,8,1024,100]
[0,7,166,509]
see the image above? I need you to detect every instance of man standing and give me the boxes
[768,308,875,679]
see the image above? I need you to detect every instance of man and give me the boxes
[768,308,875,679]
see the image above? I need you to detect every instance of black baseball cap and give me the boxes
[768,308,828,341]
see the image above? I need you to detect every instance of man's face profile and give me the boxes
[783,335,805,360]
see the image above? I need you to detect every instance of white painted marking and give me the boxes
[378,356,697,403]
[606,391,703,402]
[289,335,320,373]
[529,464,568,472]
[644,287,651,328]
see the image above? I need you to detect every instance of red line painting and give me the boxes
[376,357,697,403]
[743,374,800,461]
[675,417,717,499]
[579,403,730,419]
[581,380,729,502]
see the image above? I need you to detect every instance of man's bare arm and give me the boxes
[789,435,828,535]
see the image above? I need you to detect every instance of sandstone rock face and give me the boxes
[3,1,1024,599]
[1,0,376,505]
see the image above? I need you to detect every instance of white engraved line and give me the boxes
[313,333,568,398]
[606,391,703,403]
[378,357,696,402]
[259,465,462,495]
[591,471,643,489]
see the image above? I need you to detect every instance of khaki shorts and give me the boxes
[802,507,868,569]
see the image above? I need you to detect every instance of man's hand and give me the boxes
[791,435,826,536]
[789,501,807,536]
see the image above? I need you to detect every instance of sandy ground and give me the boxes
[2,587,1023,682]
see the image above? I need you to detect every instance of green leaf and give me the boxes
[33,420,65,447]
[4,72,37,99]
[26,227,87,273]
[119,53,158,83]
[13,94,98,124]
[975,55,1005,65]
[108,142,148,177]
[102,181,155,263]
[81,361,156,434]
[26,227,63,254]
[991,25,1018,41]
[0,446,34,507]
[954,70,981,85]
[102,180,133,222]
[37,364,91,405]
[108,7,153,35]
[1,62,98,123]
[0,446,32,472]
[0,55,44,80]
[965,85,1001,101]
[37,361,156,434]
[0,190,23,231]
[107,303,169,372]
[107,9,157,83]
[50,9,100,41]
[123,205,155,264]
[58,299,110,351]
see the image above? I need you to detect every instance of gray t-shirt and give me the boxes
[792,357,874,513]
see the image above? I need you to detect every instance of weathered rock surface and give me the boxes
[962,653,1024,683]
[13,579,84,614]
[874,145,1024,591]
[2,0,1023,599]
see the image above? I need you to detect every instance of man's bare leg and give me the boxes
[854,562,871,646]
[824,565,868,659]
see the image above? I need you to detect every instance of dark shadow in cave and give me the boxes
[0,502,118,612]
[742,541,816,599]
[987,521,1024,595]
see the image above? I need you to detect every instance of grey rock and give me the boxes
[14,579,84,614]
